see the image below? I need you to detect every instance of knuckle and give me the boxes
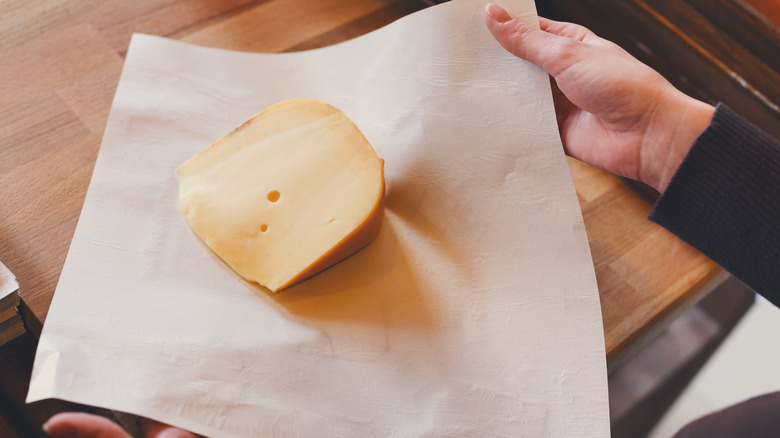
[542,40,583,76]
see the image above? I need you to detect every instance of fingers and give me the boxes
[42,413,201,438]
[140,417,200,438]
[43,413,132,438]
[484,3,582,77]
[548,76,576,142]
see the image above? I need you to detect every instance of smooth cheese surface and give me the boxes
[177,99,385,292]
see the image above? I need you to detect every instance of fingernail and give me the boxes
[42,420,52,435]
[485,2,512,23]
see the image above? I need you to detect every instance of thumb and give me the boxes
[484,3,578,77]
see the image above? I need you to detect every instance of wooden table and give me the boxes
[0,0,745,434]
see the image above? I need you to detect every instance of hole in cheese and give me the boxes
[176,99,385,293]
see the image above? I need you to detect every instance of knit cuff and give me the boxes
[649,103,780,302]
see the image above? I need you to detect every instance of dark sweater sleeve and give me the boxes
[649,103,780,305]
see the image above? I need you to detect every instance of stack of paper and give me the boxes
[0,262,23,347]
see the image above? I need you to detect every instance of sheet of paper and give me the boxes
[28,1,609,436]
[0,262,18,302]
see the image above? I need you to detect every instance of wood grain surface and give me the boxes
[0,0,725,366]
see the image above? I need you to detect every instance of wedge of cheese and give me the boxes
[177,99,385,292]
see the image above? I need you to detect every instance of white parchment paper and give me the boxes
[0,262,18,301]
[28,1,609,436]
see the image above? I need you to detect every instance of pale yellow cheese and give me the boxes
[177,99,385,292]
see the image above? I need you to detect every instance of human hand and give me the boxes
[484,3,714,193]
[43,412,199,438]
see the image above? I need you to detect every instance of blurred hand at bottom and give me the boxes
[43,412,199,438]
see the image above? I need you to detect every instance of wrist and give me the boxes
[641,91,715,193]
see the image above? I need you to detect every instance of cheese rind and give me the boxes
[177,99,385,292]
